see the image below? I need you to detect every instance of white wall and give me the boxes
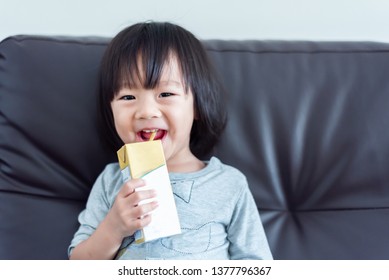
[1,0,389,42]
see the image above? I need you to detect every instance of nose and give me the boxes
[134,96,162,120]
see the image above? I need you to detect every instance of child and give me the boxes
[68,21,272,260]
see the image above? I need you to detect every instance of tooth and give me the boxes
[142,129,158,133]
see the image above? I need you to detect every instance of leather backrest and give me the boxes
[205,40,389,259]
[0,36,114,259]
[1,36,389,259]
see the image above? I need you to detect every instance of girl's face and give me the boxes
[111,56,198,171]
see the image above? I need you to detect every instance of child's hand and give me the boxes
[106,178,158,239]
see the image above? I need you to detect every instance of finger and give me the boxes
[136,200,159,216]
[130,189,157,206]
[119,178,145,198]
[133,201,159,221]
[133,214,153,229]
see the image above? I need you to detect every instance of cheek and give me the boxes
[112,118,125,141]
[178,109,195,135]
[111,105,130,141]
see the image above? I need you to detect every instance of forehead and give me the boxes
[121,53,186,90]
[156,56,184,83]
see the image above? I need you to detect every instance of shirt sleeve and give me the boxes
[67,167,112,258]
[227,181,273,260]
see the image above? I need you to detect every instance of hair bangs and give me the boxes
[114,34,177,95]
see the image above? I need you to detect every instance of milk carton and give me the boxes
[117,140,181,243]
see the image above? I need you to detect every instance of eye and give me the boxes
[120,95,135,101]
[159,92,173,98]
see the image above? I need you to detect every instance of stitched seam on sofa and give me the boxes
[0,189,88,202]
[205,49,389,55]
[2,36,110,47]
[259,207,389,212]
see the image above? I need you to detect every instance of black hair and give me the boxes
[99,21,226,158]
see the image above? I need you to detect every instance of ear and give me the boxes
[193,102,200,120]
[194,108,199,120]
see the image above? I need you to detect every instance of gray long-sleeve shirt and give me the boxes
[68,157,273,260]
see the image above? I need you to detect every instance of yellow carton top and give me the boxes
[117,140,166,178]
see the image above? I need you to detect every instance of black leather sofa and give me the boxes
[1,35,389,260]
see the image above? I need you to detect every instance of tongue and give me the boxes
[152,130,165,140]
[141,130,164,141]
[141,131,152,140]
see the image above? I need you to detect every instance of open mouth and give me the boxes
[138,129,167,141]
